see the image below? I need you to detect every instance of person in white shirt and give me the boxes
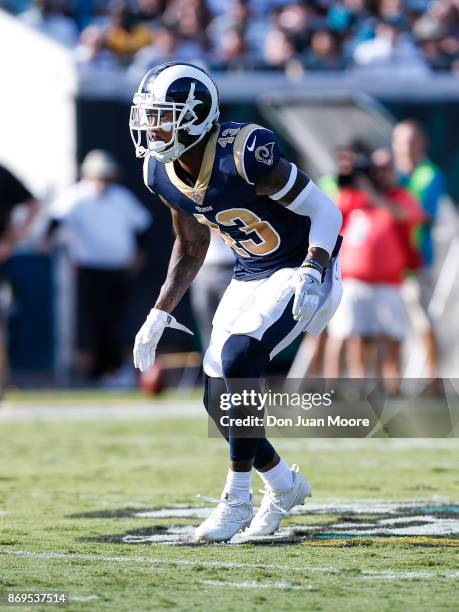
[49,150,152,381]
[353,17,430,76]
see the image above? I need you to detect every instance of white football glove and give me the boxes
[291,268,322,322]
[133,308,193,372]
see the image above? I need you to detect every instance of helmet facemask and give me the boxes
[129,82,216,163]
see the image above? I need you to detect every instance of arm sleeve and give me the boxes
[286,181,343,256]
[233,125,282,185]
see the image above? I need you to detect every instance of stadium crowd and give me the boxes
[3,0,459,74]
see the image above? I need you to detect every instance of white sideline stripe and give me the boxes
[3,551,458,580]
[70,595,98,601]
[1,550,336,574]
[0,401,203,422]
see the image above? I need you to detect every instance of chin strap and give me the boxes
[136,145,148,158]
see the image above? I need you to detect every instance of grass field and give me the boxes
[0,391,458,611]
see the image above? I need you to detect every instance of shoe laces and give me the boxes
[196,493,247,520]
[257,488,288,517]
[256,464,300,519]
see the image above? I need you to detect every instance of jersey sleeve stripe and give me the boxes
[269,163,298,200]
[233,123,262,185]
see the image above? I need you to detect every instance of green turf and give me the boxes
[0,396,458,611]
[4,388,203,404]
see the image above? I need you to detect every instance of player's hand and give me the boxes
[291,269,322,322]
[133,308,193,372]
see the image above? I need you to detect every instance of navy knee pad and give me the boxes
[221,334,270,380]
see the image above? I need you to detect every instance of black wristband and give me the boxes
[300,259,323,274]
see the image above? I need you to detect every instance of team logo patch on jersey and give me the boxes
[255,142,276,166]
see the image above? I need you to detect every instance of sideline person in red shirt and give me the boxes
[327,149,424,384]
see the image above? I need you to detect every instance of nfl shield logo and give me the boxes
[191,190,202,203]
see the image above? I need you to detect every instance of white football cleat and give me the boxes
[194,493,253,542]
[243,465,311,538]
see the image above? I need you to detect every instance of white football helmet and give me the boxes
[129,62,220,163]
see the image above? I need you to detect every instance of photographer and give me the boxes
[326,147,424,384]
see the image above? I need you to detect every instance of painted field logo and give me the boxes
[74,501,459,547]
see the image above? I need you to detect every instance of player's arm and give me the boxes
[133,196,210,372]
[257,157,342,322]
[235,125,342,322]
[256,158,342,270]
[234,126,341,268]
[155,197,210,313]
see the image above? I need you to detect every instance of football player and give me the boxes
[130,62,343,542]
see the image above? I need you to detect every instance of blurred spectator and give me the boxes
[326,147,424,384]
[0,165,40,392]
[392,119,446,378]
[303,29,346,70]
[135,0,166,28]
[263,27,302,74]
[131,24,206,72]
[207,0,251,38]
[207,0,265,65]
[429,0,459,42]
[213,26,257,70]
[105,0,152,64]
[413,15,451,70]
[75,25,117,68]
[8,0,459,73]
[48,150,152,384]
[172,0,211,57]
[190,232,235,350]
[353,16,430,75]
[20,0,78,48]
[272,2,312,52]
[417,0,459,69]
[327,0,369,33]
[377,0,407,23]
[163,0,211,43]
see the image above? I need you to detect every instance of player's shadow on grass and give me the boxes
[67,507,153,519]
[77,525,303,546]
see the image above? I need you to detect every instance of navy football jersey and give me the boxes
[143,121,312,280]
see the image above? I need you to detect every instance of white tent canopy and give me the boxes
[0,9,76,201]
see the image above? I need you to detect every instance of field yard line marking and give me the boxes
[200,580,306,590]
[70,595,98,601]
[361,571,459,580]
[1,549,337,574]
[3,551,458,579]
